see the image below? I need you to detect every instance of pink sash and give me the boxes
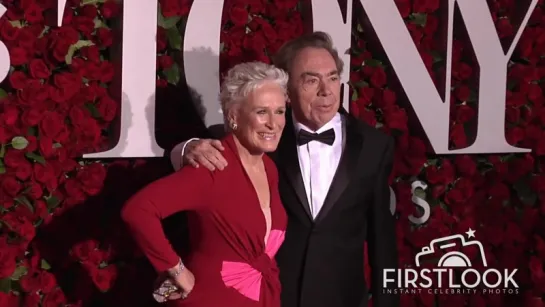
[220,230,285,301]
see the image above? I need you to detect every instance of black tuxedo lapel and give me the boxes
[314,112,364,223]
[276,111,312,220]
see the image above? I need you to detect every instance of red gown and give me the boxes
[121,134,287,307]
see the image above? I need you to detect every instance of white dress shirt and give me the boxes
[293,113,343,219]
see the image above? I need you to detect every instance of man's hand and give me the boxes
[183,139,227,171]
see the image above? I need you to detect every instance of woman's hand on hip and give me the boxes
[172,268,195,299]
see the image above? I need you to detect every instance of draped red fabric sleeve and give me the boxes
[121,166,214,273]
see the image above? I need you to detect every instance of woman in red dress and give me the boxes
[121,62,289,307]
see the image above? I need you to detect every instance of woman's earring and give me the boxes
[230,122,238,130]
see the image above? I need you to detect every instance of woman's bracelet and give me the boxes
[167,258,185,278]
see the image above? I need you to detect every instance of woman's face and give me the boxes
[230,81,287,154]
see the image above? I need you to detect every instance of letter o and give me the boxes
[461,269,480,288]
[483,269,502,288]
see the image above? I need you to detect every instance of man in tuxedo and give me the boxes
[170,32,399,307]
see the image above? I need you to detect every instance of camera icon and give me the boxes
[415,234,488,268]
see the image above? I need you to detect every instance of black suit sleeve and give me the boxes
[366,137,399,307]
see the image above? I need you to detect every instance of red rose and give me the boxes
[229,4,249,26]
[72,239,99,261]
[39,111,64,139]
[25,181,43,200]
[96,95,118,121]
[157,55,173,69]
[21,108,44,127]
[450,124,467,147]
[76,163,106,195]
[396,0,411,17]
[2,213,36,242]
[358,87,374,106]
[33,163,57,191]
[1,105,19,126]
[0,291,19,307]
[156,27,167,51]
[101,0,120,19]
[370,67,387,88]
[98,61,115,83]
[22,292,41,307]
[63,178,86,206]
[15,159,33,181]
[383,105,408,131]
[29,59,51,79]
[9,47,29,66]
[9,71,28,89]
[413,0,440,13]
[73,16,95,37]
[90,265,118,292]
[454,155,477,176]
[41,288,66,307]
[160,0,186,17]
[0,237,17,278]
[23,2,44,23]
[81,4,98,19]
[0,126,11,143]
[75,118,101,146]
[0,20,20,42]
[488,182,510,200]
[452,62,473,80]
[96,28,113,48]
[2,176,22,197]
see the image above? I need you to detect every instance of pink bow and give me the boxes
[220,230,285,301]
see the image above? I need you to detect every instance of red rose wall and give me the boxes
[0,0,544,306]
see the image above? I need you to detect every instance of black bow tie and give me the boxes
[297,128,335,146]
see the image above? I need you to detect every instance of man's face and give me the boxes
[288,47,341,131]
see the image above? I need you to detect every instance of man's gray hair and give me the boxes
[273,31,344,76]
[219,61,289,117]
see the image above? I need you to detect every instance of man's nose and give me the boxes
[317,81,332,96]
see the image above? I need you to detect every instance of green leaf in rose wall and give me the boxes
[0,278,11,293]
[41,259,52,270]
[513,176,538,206]
[413,187,427,200]
[53,143,62,148]
[65,40,95,64]
[0,88,7,99]
[25,152,46,165]
[164,63,181,85]
[85,103,102,119]
[430,51,443,63]
[10,266,27,281]
[0,144,5,158]
[27,127,37,136]
[94,17,105,29]
[467,90,478,103]
[82,0,107,5]
[351,90,358,101]
[14,195,34,213]
[38,26,49,38]
[8,20,23,28]
[157,7,181,29]
[167,27,182,50]
[410,13,427,27]
[11,136,29,150]
[45,195,60,210]
[0,159,5,174]
[364,59,382,67]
